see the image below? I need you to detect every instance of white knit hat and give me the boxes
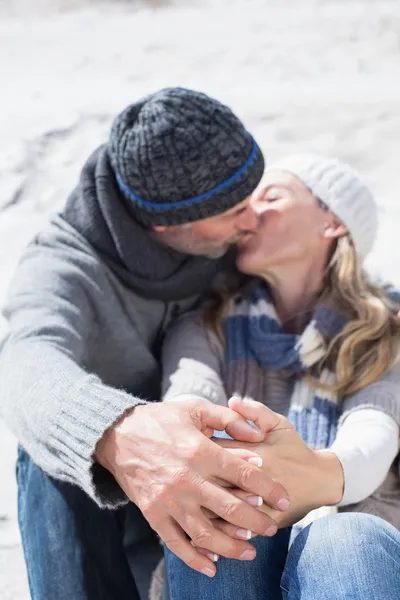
[265,154,378,258]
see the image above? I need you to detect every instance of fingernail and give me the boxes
[246,495,263,507]
[201,567,216,578]
[230,395,243,402]
[236,528,253,540]
[264,524,278,536]
[205,552,219,562]
[239,548,256,560]
[246,457,263,467]
[277,498,290,511]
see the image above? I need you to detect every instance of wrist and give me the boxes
[313,450,344,506]
[94,405,140,472]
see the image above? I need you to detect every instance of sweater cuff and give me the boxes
[51,376,147,509]
[163,358,227,405]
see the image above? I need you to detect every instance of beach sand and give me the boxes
[1,1,399,596]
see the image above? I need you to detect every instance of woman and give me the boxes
[160,155,400,599]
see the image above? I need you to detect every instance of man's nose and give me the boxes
[236,205,259,232]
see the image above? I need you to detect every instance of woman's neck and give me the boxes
[262,263,325,331]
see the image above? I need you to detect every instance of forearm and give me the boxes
[238,409,398,515]
[0,339,144,508]
[285,409,398,510]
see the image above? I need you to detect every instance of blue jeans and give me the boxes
[165,513,400,600]
[17,447,162,600]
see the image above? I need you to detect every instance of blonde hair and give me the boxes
[203,236,400,397]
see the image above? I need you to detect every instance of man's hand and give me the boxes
[95,400,290,576]
[211,397,344,535]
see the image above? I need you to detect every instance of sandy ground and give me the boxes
[1,0,400,597]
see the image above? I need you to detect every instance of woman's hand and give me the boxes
[212,397,344,534]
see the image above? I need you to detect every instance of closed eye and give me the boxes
[263,193,281,203]
[234,206,247,216]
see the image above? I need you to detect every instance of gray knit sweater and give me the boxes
[0,215,201,508]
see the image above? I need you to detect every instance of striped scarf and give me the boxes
[217,282,398,532]
[222,282,347,450]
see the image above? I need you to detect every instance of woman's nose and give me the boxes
[236,206,259,232]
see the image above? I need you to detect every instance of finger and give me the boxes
[226,487,281,519]
[211,449,263,488]
[202,507,218,519]
[212,518,279,541]
[169,503,257,561]
[213,445,290,511]
[190,401,265,443]
[192,544,220,563]
[197,479,279,536]
[224,447,263,467]
[225,488,288,528]
[228,397,288,434]
[202,495,267,524]
[223,416,265,442]
[157,518,217,577]
[212,519,257,540]
[225,487,265,508]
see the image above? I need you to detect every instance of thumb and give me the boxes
[191,400,265,443]
[228,396,288,434]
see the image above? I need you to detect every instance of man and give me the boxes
[0,88,289,600]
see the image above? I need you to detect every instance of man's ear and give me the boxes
[323,215,348,240]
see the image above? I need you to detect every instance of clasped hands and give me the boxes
[206,396,344,542]
[96,396,343,578]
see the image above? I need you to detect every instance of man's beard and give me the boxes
[203,246,229,259]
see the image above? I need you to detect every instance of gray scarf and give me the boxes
[62,146,232,302]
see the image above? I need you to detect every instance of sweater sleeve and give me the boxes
[340,360,400,425]
[162,311,228,406]
[328,409,399,506]
[0,240,146,509]
[327,361,400,506]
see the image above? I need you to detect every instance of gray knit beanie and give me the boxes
[108,87,264,226]
[265,154,378,258]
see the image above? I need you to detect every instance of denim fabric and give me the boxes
[16,446,160,600]
[165,513,400,600]
[281,513,400,600]
[165,529,291,600]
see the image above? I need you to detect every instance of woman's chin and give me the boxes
[236,251,256,275]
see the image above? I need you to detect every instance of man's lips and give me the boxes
[236,232,256,248]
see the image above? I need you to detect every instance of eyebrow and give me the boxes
[260,183,293,195]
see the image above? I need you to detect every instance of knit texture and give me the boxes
[108,87,265,226]
[63,145,235,301]
[0,213,213,509]
[266,154,378,257]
